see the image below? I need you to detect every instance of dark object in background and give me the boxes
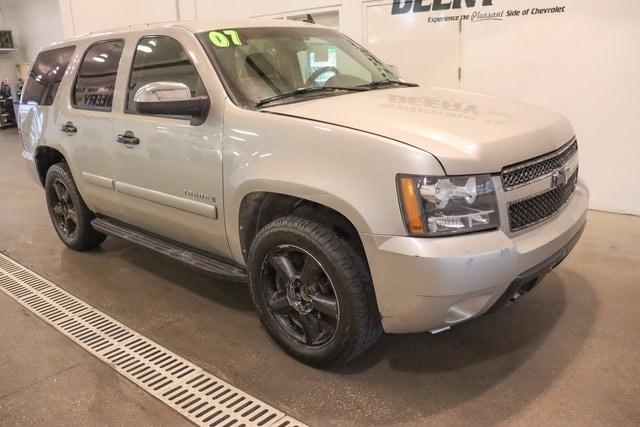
[0,80,16,129]
[0,80,10,98]
[0,30,15,49]
[15,78,23,100]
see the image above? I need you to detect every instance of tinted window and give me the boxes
[73,40,124,111]
[126,36,207,117]
[22,46,75,106]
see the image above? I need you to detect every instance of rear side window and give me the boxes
[73,40,124,111]
[125,36,207,117]
[22,46,75,106]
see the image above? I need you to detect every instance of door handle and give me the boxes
[61,121,77,134]
[116,130,140,146]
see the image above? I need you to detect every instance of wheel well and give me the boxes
[35,147,66,185]
[239,192,366,263]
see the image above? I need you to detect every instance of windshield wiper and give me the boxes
[255,86,369,108]
[359,79,419,89]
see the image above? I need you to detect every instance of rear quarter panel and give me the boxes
[18,41,81,186]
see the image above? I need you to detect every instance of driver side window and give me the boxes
[126,36,207,117]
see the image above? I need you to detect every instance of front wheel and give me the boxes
[248,215,381,368]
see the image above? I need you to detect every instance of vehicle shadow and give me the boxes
[108,239,256,314]
[120,241,598,424]
[62,238,598,425]
[327,269,598,424]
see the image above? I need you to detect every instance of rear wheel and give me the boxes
[45,162,106,251]
[248,215,381,367]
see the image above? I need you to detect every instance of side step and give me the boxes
[91,218,247,282]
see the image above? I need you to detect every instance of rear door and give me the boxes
[57,39,125,218]
[112,29,228,256]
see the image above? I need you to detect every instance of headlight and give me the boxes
[397,174,499,236]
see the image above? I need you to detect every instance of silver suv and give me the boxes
[19,20,588,367]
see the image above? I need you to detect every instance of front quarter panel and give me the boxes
[223,100,445,264]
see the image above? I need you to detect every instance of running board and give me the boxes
[91,218,247,282]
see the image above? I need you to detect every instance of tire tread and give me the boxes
[249,214,381,367]
[45,162,106,251]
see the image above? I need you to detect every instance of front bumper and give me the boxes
[361,179,589,334]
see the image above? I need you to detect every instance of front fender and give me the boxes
[228,179,372,262]
[222,101,445,264]
[234,179,370,230]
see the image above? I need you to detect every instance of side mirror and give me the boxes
[387,64,400,78]
[133,81,209,125]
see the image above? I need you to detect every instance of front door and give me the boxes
[112,32,228,257]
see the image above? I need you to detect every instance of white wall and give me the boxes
[58,0,365,41]
[195,0,340,19]
[0,0,63,84]
[59,0,178,37]
[38,0,640,214]
[9,0,63,62]
[461,0,640,215]
[364,2,461,87]
[0,1,24,83]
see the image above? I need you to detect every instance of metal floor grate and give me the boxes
[0,253,306,427]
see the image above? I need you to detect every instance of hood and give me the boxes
[264,86,575,175]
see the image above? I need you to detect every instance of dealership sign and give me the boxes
[392,0,494,14]
[391,0,566,23]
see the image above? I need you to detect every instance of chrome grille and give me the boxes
[502,140,578,190]
[508,169,578,232]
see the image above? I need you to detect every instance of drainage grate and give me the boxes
[0,253,306,427]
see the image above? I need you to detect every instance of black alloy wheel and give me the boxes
[45,162,106,251]
[248,214,382,367]
[49,177,79,239]
[260,244,339,346]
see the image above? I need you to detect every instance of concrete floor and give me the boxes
[0,128,639,426]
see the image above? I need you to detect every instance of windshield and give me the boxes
[197,26,399,108]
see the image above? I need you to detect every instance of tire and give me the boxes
[248,215,382,368]
[44,162,106,251]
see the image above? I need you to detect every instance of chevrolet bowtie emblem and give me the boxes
[551,165,571,188]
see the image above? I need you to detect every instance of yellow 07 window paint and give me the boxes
[209,30,242,48]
